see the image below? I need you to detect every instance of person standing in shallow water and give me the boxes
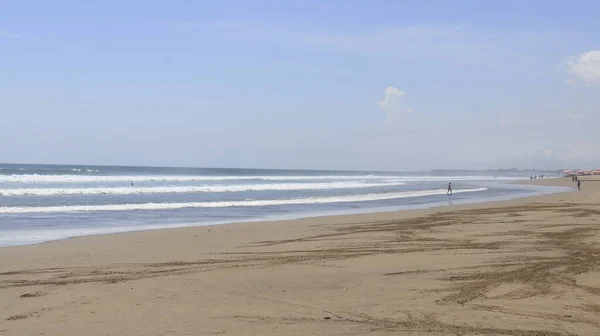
[578,180,581,191]
[447,182,452,195]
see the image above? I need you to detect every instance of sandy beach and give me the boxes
[2,177,600,335]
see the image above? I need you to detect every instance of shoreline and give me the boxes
[3,177,597,335]
[0,178,571,249]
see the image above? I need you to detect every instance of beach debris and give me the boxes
[323,310,343,319]
[20,292,44,298]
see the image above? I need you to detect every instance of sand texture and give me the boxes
[2,177,600,335]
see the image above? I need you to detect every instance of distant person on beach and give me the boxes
[578,180,581,191]
[447,182,452,195]
[131,182,134,186]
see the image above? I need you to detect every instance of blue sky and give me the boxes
[1,1,599,170]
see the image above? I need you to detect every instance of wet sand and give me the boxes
[2,177,600,335]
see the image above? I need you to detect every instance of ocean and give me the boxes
[0,164,565,247]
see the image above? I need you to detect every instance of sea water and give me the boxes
[0,164,565,246]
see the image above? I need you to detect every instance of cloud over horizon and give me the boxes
[567,50,600,85]
[377,87,413,129]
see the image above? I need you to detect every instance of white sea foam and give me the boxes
[0,188,486,214]
[0,174,395,184]
[0,181,406,196]
[390,176,526,181]
[0,174,523,184]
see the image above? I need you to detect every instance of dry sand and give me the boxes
[2,177,600,335]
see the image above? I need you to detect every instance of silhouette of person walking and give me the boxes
[447,182,452,195]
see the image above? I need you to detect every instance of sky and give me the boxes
[1,0,599,171]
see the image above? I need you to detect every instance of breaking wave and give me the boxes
[0,188,486,214]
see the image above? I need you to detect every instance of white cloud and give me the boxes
[567,50,600,85]
[377,86,412,129]
[152,20,549,65]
